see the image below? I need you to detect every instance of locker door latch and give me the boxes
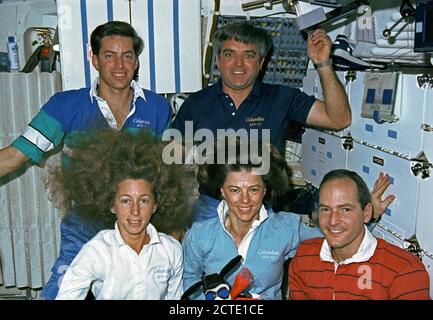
[417,74,433,89]
[410,151,431,179]
[342,133,353,150]
[421,124,433,132]
[406,235,422,261]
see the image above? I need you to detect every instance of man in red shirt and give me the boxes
[288,169,430,300]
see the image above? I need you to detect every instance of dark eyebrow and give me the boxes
[319,203,355,207]
[338,203,355,208]
[101,50,134,54]
[227,185,240,188]
[226,184,262,189]
[118,193,152,198]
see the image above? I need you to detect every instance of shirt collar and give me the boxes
[320,225,377,265]
[114,221,161,248]
[89,77,146,103]
[216,200,268,230]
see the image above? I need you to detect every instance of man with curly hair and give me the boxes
[51,129,196,299]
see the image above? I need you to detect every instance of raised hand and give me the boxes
[371,172,396,221]
[307,29,332,65]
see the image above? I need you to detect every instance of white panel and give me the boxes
[371,225,409,249]
[301,129,348,188]
[302,68,324,99]
[0,178,15,286]
[179,0,202,93]
[0,72,62,289]
[346,142,417,239]
[302,68,349,138]
[348,72,425,157]
[416,86,433,254]
[58,0,202,93]
[132,0,151,89]
[57,0,86,89]
[112,1,130,21]
[415,176,433,254]
[153,0,175,93]
[302,69,347,101]
[83,0,110,85]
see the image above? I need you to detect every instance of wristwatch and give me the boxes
[313,58,333,69]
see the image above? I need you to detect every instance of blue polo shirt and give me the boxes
[12,82,171,167]
[172,80,316,152]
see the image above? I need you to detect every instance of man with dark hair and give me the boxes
[288,169,430,300]
[90,21,144,57]
[0,21,171,299]
[173,21,351,151]
[172,21,350,222]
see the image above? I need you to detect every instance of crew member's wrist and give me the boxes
[313,58,333,69]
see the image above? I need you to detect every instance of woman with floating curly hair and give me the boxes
[51,129,197,300]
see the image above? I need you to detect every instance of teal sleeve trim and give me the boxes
[30,110,65,147]
[11,137,44,164]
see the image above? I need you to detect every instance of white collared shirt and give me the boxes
[217,200,268,260]
[320,225,378,271]
[89,77,146,129]
[56,222,183,300]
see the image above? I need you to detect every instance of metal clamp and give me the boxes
[410,151,431,180]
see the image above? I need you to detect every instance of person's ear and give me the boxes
[260,57,265,69]
[363,203,373,223]
[220,188,225,199]
[110,206,116,215]
[215,54,221,70]
[152,204,158,215]
[91,53,99,71]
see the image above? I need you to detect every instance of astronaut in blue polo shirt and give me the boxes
[0,21,171,299]
[172,22,352,222]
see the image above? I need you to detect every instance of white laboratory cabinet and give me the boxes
[57,0,202,93]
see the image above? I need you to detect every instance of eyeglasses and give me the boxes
[205,287,230,300]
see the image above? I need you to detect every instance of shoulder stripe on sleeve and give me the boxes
[21,126,54,152]
[394,269,427,279]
